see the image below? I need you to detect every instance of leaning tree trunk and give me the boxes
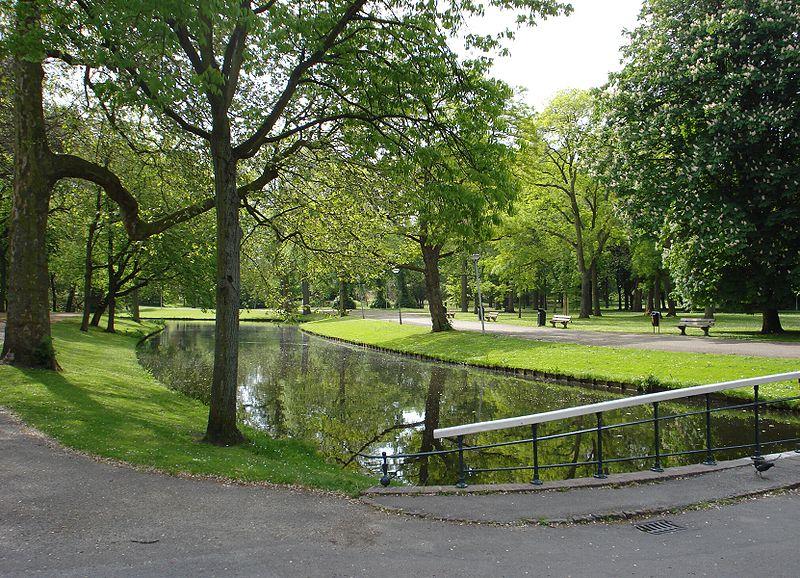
[579,268,591,318]
[420,242,451,332]
[591,262,601,317]
[761,308,783,334]
[204,130,245,446]
[1,51,57,369]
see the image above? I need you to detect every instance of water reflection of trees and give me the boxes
[140,323,800,486]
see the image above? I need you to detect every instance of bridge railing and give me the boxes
[365,372,800,488]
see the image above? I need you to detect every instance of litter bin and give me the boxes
[650,310,662,333]
[537,308,547,327]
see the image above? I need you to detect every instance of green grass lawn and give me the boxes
[448,308,800,342]
[304,318,800,404]
[0,319,370,495]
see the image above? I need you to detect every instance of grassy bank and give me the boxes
[447,309,800,342]
[136,306,330,322]
[0,319,370,495]
[304,318,800,404]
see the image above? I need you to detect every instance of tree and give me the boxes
[518,90,616,318]
[3,0,569,443]
[607,0,800,333]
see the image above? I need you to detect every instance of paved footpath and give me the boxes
[365,452,800,524]
[363,310,800,358]
[3,410,800,577]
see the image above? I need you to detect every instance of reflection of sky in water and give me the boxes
[141,322,800,486]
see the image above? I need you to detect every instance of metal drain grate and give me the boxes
[634,520,687,535]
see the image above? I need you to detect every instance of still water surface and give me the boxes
[139,322,798,485]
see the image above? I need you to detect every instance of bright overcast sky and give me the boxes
[468,0,644,110]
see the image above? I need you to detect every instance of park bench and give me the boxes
[677,318,715,336]
[484,311,500,322]
[549,314,572,328]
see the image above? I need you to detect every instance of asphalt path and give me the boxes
[361,310,800,358]
[3,411,800,577]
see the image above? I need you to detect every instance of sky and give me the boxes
[470,0,644,110]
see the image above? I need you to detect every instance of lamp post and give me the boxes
[360,280,366,319]
[471,253,485,334]
[392,267,403,325]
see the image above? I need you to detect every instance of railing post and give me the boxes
[651,402,663,472]
[456,435,467,488]
[594,412,606,479]
[531,423,542,485]
[703,393,716,465]
[753,384,761,458]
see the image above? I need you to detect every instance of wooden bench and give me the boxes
[549,315,571,328]
[677,318,715,336]
[484,311,500,322]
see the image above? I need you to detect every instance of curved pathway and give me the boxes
[363,310,800,358]
[2,410,800,577]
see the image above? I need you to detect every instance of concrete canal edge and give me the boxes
[359,452,800,526]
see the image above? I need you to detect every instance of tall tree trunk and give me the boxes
[591,262,601,316]
[80,218,95,331]
[504,291,515,313]
[204,130,244,446]
[653,270,662,312]
[338,278,347,317]
[0,230,7,312]
[105,293,116,333]
[460,259,468,312]
[1,43,57,369]
[301,280,311,314]
[420,242,451,332]
[761,308,783,334]
[703,304,715,320]
[631,285,643,312]
[64,285,76,313]
[646,286,654,314]
[130,286,140,322]
[49,273,57,312]
[579,268,591,318]
[663,275,677,317]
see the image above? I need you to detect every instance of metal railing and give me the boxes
[366,372,800,488]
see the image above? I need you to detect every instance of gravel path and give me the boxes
[3,410,800,577]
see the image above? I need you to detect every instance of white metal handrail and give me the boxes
[433,371,800,439]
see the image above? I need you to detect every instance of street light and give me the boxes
[392,267,403,325]
[360,280,366,319]
[471,253,485,334]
